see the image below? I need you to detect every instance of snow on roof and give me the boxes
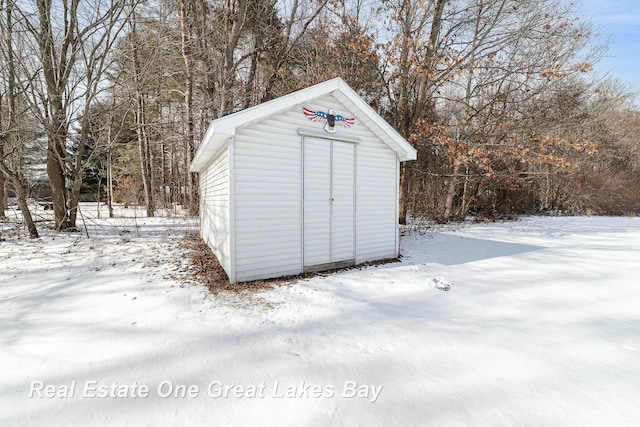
[190,77,417,173]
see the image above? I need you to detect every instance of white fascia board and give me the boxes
[213,79,345,135]
[333,80,418,161]
[191,120,216,172]
[190,129,232,172]
[191,77,418,171]
[191,80,343,173]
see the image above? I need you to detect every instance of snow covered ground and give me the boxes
[2,206,640,426]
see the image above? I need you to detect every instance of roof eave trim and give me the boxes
[190,132,233,173]
[333,79,417,160]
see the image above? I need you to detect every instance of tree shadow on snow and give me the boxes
[401,233,545,266]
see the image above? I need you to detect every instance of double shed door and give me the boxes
[303,137,356,271]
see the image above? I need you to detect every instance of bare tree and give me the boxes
[30,0,632,223]
[180,0,198,214]
[260,0,330,102]
[66,0,129,227]
[0,0,39,237]
[10,0,128,230]
[0,157,6,218]
[374,0,598,221]
[128,7,155,217]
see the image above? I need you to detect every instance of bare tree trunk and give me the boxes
[0,159,39,237]
[0,85,5,217]
[399,162,410,224]
[394,0,415,224]
[47,140,69,230]
[107,148,114,217]
[0,165,6,218]
[68,115,91,228]
[220,0,248,115]
[194,0,217,118]
[136,97,154,217]
[35,0,75,231]
[395,0,413,132]
[394,0,446,223]
[68,175,83,228]
[0,65,6,219]
[0,0,38,236]
[180,0,199,215]
[160,140,166,208]
[96,173,102,217]
[412,0,447,125]
[106,112,114,217]
[459,165,472,220]
[13,177,39,238]
[130,10,154,217]
[244,45,259,109]
[0,93,8,222]
[168,140,174,204]
[443,161,462,222]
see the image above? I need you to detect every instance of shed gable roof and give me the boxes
[190,77,417,172]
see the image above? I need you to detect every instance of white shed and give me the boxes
[190,78,417,283]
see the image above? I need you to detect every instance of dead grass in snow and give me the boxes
[180,234,400,297]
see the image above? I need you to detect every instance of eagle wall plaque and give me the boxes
[303,107,355,134]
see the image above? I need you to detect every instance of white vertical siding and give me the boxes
[303,138,331,267]
[301,98,398,264]
[229,93,398,282]
[199,146,232,277]
[232,117,304,282]
[355,136,398,262]
[302,138,356,270]
[330,141,356,262]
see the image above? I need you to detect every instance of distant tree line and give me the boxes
[1,0,639,238]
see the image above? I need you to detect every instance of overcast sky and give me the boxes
[574,0,640,93]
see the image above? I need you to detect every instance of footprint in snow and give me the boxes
[430,277,452,291]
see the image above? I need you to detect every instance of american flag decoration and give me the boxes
[303,107,355,134]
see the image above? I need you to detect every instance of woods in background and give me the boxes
[1,0,640,236]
